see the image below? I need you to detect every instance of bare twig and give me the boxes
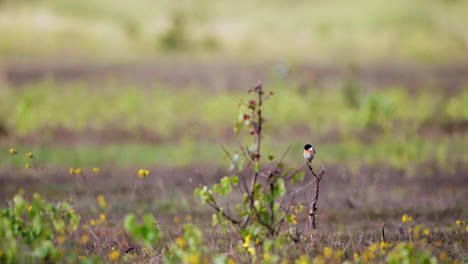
[305,162,325,231]
[380,222,386,242]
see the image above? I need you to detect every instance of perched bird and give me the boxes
[303,144,316,163]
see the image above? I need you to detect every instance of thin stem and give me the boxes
[305,162,325,231]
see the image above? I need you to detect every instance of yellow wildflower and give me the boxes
[247,247,256,262]
[323,247,332,259]
[57,235,66,244]
[295,255,308,264]
[27,205,32,211]
[97,194,106,209]
[175,237,187,248]
[100,213,106,221]
[291,214,297,225]
[353,252,359,260]
[423,229,430,236]
[69,168,75,175]
[26,152,33,159]
[182,252,200,264]
[108,250,120,261]
[82,224,89,231]
[227,258,236,264]
[263,253,271,260]
[456,220,462,226]
[243,235,251,248]
[75,168,82,175]
[402,214,412,223]
[138,169,150,178]
[9,148,17,155]
[466,225,468,232]
[25,163,31,169]
[439,252,447,262]
[92,168,100,174]
[380,241,389,249]
[90,219,96,226]
[80,235,89,244]
[185,214,192,222]
[69,209,75,214]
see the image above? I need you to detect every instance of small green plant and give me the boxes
[0,192,80,263]
[123,213,161,248]
[195,82,325,259]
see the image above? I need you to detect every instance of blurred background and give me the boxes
[0,0,467,226]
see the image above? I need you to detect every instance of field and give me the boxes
[1,0,468,263]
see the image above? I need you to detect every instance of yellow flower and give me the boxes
[175,237,187,248]
[108,250,120,261]
[182,252,200,264]
[227,258,236,264]
[323,247,332,258]
[80,235,89,244]
[57,235,66,244]
[353,252,359,260]
[75,168,82,175]
[439,252,447,262]
[9,148,17,155]
[97,194,106,209]
[243,235,251,248]
[295,255,308,264]
[456,220,462,226]
[402,214,412,223]
[466,225,468,232]
[185,214,192,222]
[82,224,89,231]
[247,247,256,262]
[263,253,271,260]
[90,219,96,226]
[25,163,31,169]
[100,213,106,221]
[290,214,297,225]
[69,168,75,175]
[69,209,75,214]
[26,152,33,159]
[92,168,100,174]
[138,169,150,178]
[27,205,33,211]
[380,241,389,249]
[423,229,430,236]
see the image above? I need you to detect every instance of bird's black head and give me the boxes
[304,144,312,150]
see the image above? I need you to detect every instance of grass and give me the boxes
[1,0,467,63]
[0,79,467,263]
[1,79,466,170]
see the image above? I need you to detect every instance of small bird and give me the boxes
[303,144,316,163]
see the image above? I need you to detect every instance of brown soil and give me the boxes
[4,61,468,92]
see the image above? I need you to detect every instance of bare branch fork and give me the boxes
[305,162,325,231]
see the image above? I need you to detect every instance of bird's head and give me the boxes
[304,144,312,150]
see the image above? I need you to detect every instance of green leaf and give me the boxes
[230,175,239,186]
[272,179,286,198]
[291,171,305,184]
[254,162,260,173]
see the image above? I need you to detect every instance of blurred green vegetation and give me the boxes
[1,81,466,170]
[0,0,467,63]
